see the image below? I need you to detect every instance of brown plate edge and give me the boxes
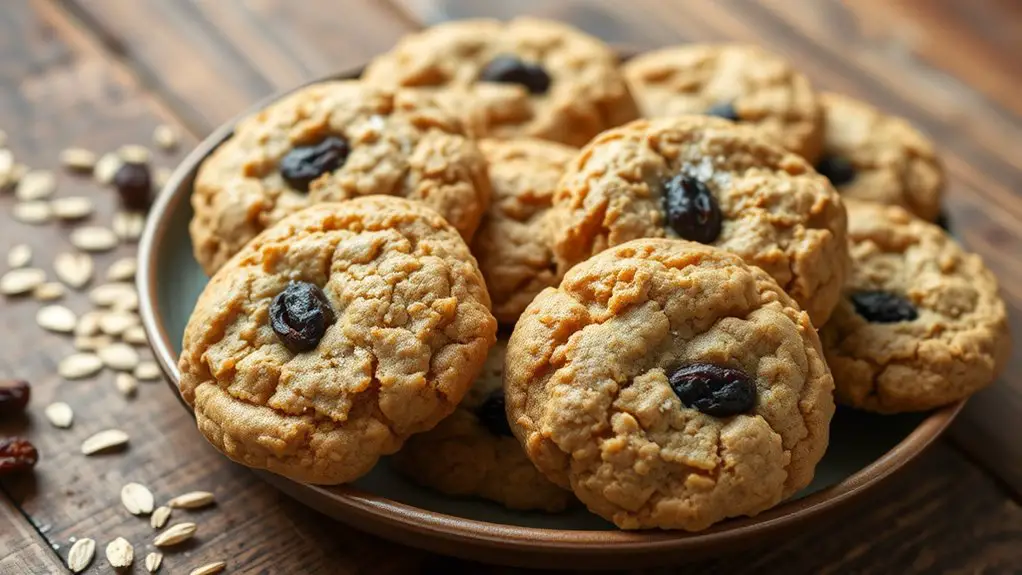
[135,63,966,566]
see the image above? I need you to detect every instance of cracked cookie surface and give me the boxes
[817,93,944,222]
[505,238,834,530]
[362,18,638,147]
[191,81,491,275]
[472,138,576,325]
[821,201,1009,413]
[624,44,824,160]
[179,197,497,485]
[392,339,573,512]
[549,115,848,326]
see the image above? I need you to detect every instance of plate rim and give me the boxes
[135,62,965,557]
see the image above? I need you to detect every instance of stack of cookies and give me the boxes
[178,18,1010,531]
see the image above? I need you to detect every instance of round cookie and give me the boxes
[191,81,491,275]
[362,18,638,147]
[473,138,576,325]
[815,93,944,222]
[505,238,835,531]
[392,339,573,512]
[624,44,824,160]
[821,201,1009,413]
[549,115,848,326]
[178,197,498,485]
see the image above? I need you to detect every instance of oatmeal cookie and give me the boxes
[624,44,823,160]
[362,18,638,147]
[392,339,573,512]
[191,81,491,274]
[505,238,834,530]
[178,197,498,485]
[550,115,848,326]
[473,138,576,325]
[821,201,1009,413]
[815,93,944,222]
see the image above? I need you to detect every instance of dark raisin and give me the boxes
[279,136,350,192]
[113,162,153,211]
[669,363,757,417]
[815,155,856,186]
[661,174,722,243]
[475,391,513,437]
[0,437,38,475]
[936,211,951,232]
[706,101,739,122]
[270,281,336,352]
[850,290,918,323]
[478,55,551,95]
[0,380,30,416]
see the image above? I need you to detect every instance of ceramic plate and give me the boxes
[137,65,963,569]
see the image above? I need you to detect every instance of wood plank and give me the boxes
[59,0,419,133]
[0,1,424,573]
[392,0,1022,495]
[0,496,65,574]
[0,1,1019,572]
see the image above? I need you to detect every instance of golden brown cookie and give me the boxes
[178,197,498,485]
[362,18,638,147]
[472,138,576,325]
[392,339,573,512]
[191,81,491,275]
[815,93,944,222]
[821,201,1009,413]
[624,44,824,160]
[505,238,835,530]
[549,115,848,326]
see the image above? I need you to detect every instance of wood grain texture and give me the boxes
[0,496,64,574]
[59,0,418,133]
[392,0,1022,497]
[2,0,1022,573]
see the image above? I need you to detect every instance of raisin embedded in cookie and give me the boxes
[362,18,638,147]
[190,81,491,275]
[178,197,498,485]
[549,115,848,326]
[472,138,576,325]
[624,44,824,160]
[392,339,573,512]
[505,238,834,530]
[815,93,945,222]
[821,201,1009,413]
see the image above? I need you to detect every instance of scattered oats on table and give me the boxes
[12,201,53,224]
[121,482,155,515]
[6,243,31,268]
[70,226,119,252]
[80,429,129,455]
[0,267,46,295]
[153,522,197,547]
[50,196,94,221]
[66,537,95,573]
[54,252,94,289]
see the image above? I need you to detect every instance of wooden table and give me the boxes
[2,1,1021,572]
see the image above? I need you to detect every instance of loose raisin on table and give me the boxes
[475,391,513,437]
[0,437,38,475]
[479,55,552,95]
[706,101,740,122]
[669,363,757,417]
[0,380,29,416]
[814,155,856,186]
[661,174,722,244]
[270,281,336,352]
[113,162,153,211]
[850,290,919,323]
[279,136,350,192]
